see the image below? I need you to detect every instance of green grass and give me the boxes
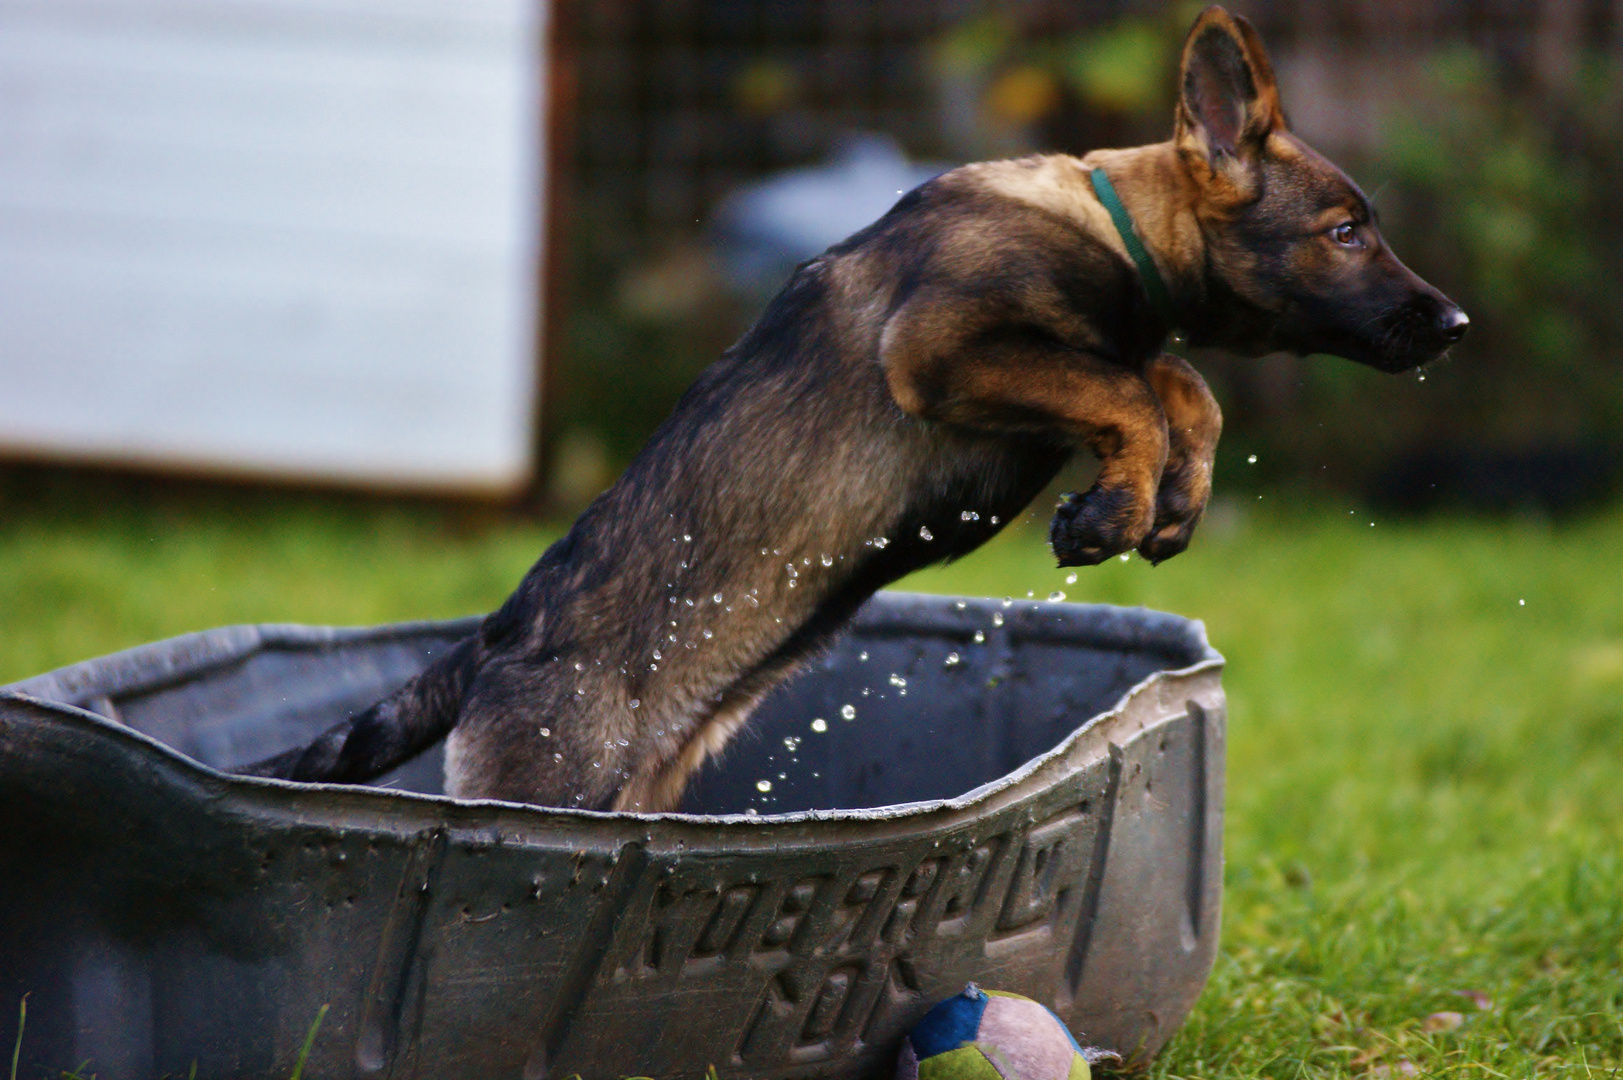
[3,482,1621,1077]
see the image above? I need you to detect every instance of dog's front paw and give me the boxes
[1138,516,1199,565]
[1137,462,1210,565]
[1050,485,1152,567]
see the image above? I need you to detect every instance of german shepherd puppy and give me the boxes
[247,7,1466,810]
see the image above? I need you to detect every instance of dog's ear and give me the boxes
[1174,6,1284,200]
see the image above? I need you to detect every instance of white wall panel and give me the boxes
[0,0,544,491]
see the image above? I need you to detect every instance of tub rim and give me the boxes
[1,592,1223,830]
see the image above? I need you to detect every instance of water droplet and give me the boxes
[684,598,695,606]
[1417,371,1427,382]
[960,510,980,521]
[1066,572,1078,585]
[788,580,798,588]
[874,536,889,549]
[576,688,585,696]
[554,752,563,762]
[973,630,986,643]
[944,652,961,667]
[859,651,869,661]
[713,593,723,603]
[821,553,833,567]
[756,779,773,793]
[954,600,966,610]
[840,704,856,720]
[990,516,1000,525]
[539,727,551,737]
[573,661,584,672]
[683,533,692,542]
[888,674,907,688]
[811,718,828,733]
[1519,598,1525,606]
[649,663,658,671]
[783,736,801,752]
[1247,454,1258,464]
[992,612,1004,627]
[618,738,630,747]
[1002,597,1013,607]
[685,641,696,649]
[1026,590,1035,598]
[1048,591,1066,602]
[919,526,933,541]
[1119,553,1130,562]
[702,629,714,640]
[630,699,640,709]
[652,650,662,660]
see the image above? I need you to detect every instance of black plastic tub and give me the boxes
[0,592,1224,1080]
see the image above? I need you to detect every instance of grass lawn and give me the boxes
[3,479,1621,1078]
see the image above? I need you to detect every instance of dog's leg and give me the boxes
[612,690,764,812]
[1042,367,1169,565]
[881,297,1169,566]
[1139,353,1223,564]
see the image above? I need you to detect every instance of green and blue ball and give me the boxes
[895,984,1116,1080]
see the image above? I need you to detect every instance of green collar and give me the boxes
[1089,167,1177,329]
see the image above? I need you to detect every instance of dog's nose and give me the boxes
[1438,306,1469,343]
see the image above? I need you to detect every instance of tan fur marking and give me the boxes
[959,156,1132,265]
[612,693,763,812]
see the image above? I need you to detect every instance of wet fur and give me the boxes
[245,7,1465,811]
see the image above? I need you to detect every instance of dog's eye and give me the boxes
[1331,222,1359,247]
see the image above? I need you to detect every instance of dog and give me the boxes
[245,7,1467,811]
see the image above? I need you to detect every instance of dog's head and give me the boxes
[1173,6,1468,371]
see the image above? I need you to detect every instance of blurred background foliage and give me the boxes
[552,0,1623,515]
